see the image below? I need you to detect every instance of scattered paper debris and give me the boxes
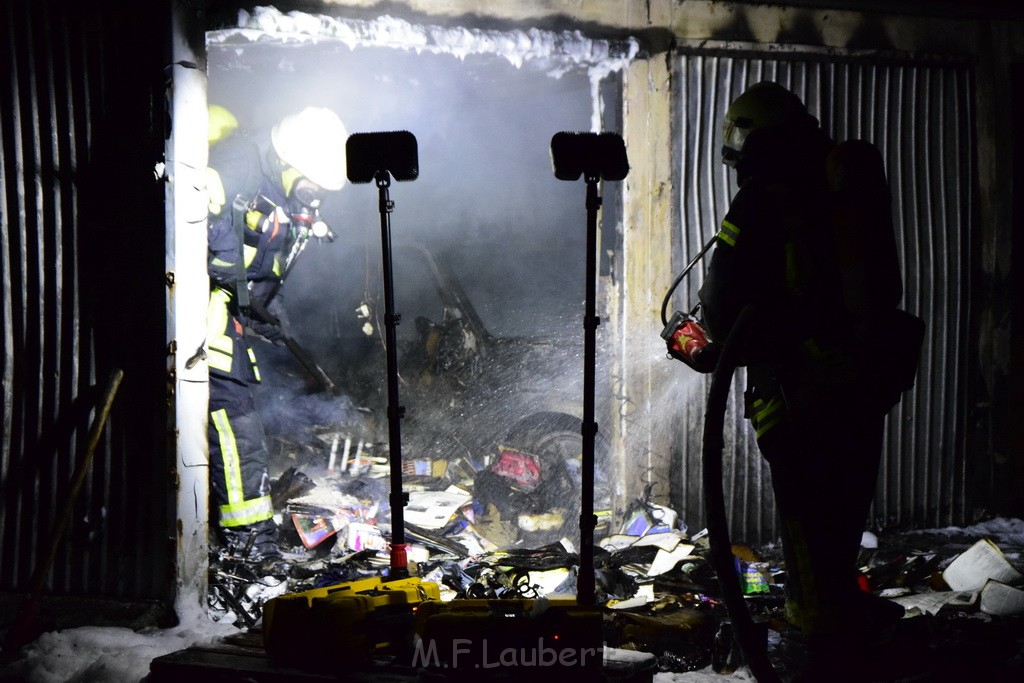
[891,590,976,617]
[405,486,473,530]
[941,538,1024,592]
[979,579,1024,617]
[346,522,387,552]
[648,545,700,577]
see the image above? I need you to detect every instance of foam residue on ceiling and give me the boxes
[208,6,639,131]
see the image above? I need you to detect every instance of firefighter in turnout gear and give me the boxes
[205,105,348,576]
[697,82,910,677]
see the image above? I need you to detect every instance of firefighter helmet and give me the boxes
[271,107,348,191]
[721,81,808,168]
[208,104,239,146]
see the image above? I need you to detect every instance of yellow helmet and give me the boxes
[271,107,348,191]
[208,104,238,146]
[721,82,808,168]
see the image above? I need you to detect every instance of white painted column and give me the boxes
[167,3,210,624]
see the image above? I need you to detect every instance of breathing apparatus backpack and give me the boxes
[826,139,924,410]
[208,131,265,311]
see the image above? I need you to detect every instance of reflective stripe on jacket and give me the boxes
[206,287,260,384]
[751,395,786,439]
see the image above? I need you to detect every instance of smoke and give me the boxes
[208,10,630,335]
[252,344,367,442]
[208,9,644,497]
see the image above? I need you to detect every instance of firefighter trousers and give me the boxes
[208,375,278,559]
[757,392,886,637]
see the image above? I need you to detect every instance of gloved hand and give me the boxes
[249,318,288,346]
[244,290,290,346]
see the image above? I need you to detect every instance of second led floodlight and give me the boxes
[549,130,628,610]
[344,130,418,579]
[346,131,419,184]
[550,131,629,182]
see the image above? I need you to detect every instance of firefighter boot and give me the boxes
[220,520,290,578]
[250,519,290,578]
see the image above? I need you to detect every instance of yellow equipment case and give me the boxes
[262,575,441,670]
[413,598,603,680]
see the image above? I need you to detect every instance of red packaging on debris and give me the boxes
[291,513,338,549]
[491,448,541,490]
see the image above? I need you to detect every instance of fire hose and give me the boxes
[659,235,716,328]
[659,237,720,374]
[702,304,781,683]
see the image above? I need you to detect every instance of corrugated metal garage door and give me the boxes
[670,51,974,543]
[1,1,171,599]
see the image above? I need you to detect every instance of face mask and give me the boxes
[291,178,322,209]
[287,178,323,228]
[288,191,333,242]
[287,195,318,221]
[721,115,753,168]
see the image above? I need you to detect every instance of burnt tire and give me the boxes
[500,411,613,517]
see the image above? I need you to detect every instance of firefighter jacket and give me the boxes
[206,288,261,387]
[698,121,855,439]
[207,134,293,294]
[206,135,296,385]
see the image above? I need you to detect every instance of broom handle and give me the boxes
[25,368,124,596]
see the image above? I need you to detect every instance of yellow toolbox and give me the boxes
[412,598,603,680]
[262,575,441,669]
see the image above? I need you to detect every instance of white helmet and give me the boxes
[271,107,348,191]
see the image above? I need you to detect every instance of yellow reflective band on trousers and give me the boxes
[752,396,785,438]
[249,348,261,382]
[717,219,740,247]
[211,409,274,527]
[210,257,235,269]
[207,289,234,373]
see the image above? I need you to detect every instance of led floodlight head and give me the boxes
[346,131,419,184]
[550,131,629,182]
